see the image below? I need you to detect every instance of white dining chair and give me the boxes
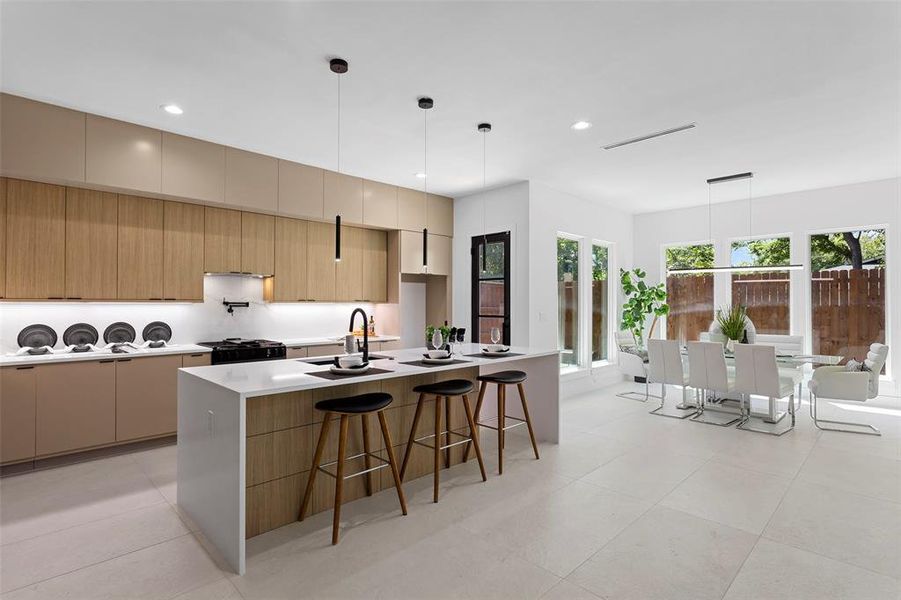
[687,341,741,426]
[808,343,888,436]
[733,344,796,435]
[647,339,696,418]
[616,350,659,402]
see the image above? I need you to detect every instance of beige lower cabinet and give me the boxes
[0,366,37,463]
[286,347,307,359]
[182,353,211,367]
[35,360,116,456]
[306,344,342,357]
[379,340,402,351]
[116,355,181,441]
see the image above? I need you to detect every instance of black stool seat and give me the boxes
[315,392,393,414]
[413,379,474,396]
[477,370,527,384]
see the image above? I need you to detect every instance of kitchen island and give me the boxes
[177,344,559,574]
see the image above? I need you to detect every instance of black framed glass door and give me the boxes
[472,232,511,345]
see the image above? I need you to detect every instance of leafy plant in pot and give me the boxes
[619,268,669,350]
[425,325,451,350]
[716,304,747,352]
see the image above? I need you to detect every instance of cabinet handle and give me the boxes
[47,296,64,300]
[190,353,203,357]
[149,297,163,301]
[99,359,115,363]
[67,297,82,300]
[15,366,34,370]
[117,358,132,362]
[164,298,176,301]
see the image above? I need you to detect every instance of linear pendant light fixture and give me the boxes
[330,57,348,262]
[667,171,803,275]
[478,122,491,271]
[419,96,433,272]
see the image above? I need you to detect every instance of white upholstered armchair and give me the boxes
[808,343,888,436]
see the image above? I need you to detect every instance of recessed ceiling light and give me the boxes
[415,172,427,178]
[161,104,183,115]
[570,120,592,131]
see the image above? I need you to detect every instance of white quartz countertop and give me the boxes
[180,344,559,397]
[0,344,211,367]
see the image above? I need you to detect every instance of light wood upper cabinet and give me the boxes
[427,194,454,237]
[428,233,452,276]
[65,187,118,300]
[0,178,6,299]
[272,217,308,302]
[36,361,116,456]
[242,212,275,275]
[161,132,225,203]
[278,161,323,219]
[163,201,205,300]
[399,229,425,275]
[6,179,66,299]
[397,187,427,232]
[362,228,388,302]
[226,148,277,212]
[116,355,180,441]
[118,195,164,299]
[324,171,363,224]
[1,366,36,464]
[362,180,397,229]
[86,115,161,193]
[0,94,86,183]
[204,206,242,273]
[306,221,336,301]
[335,225,363,302]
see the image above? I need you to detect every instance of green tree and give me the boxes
[557,238,579,280]
[620,268,668,346]
[592,245,608,281]
[811,229,885,271]
[665,244,713,270]
[732,237,791,267]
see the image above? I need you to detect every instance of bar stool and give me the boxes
[464,371,539,475]
[299,392,407,545]
[399,379,487,503]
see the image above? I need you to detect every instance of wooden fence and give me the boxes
[666,274,713,343]
[812,268,885,361]
[732,271,790,335]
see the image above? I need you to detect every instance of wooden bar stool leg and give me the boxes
[444,396,452,469]
[463,382,487,463]
[461,394,487,481]
[377,410,408,515]
[433,395,442,503]
[517,383,540,460]
[399,394,424,481]
[361,413,373,496]
[498,384,506,475]
[299,412,331,521]
[332,415,349,545]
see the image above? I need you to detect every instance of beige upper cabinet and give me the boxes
[163,201,205,300]
[86,115,161,193]
[362,180,398,229]
[204,206,242,273]
[1,366,36,464]
[427,233,452,276]
[161,132,225,203]
[397,187,427,232]
[272,217,308,302]
[324,171,363,224]
[0,179,6,299]
[306,221,336,301]
[278,161,323,219]
[399,229,425,275]
[6,179,66,299]
[241,212,275,275]
[362,228,388,302]
[226,148,277,212]
[65,187,118,300]
[427,194,454,237]
[118,195,164,299]
[0,94,86,183]
[335,225,363,302]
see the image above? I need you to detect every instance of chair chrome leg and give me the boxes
[737,393,795,436]
[616,379,661,403]
[649,383,697,419]
[691,388,741,427]
[809,392,881,436]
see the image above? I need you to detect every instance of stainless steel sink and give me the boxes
[299,354,393,366]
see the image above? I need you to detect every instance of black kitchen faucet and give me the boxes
[349,307,369,363]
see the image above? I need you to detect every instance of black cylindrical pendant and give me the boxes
[422,228,428,270]
[335,215,341,262]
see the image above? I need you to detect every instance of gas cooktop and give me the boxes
[198,339,286,364]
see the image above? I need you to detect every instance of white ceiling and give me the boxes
[1,1,898,213]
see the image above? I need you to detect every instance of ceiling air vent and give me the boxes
[602,122,696,150]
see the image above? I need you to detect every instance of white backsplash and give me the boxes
[0,276,394,353]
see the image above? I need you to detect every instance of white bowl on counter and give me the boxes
[337,354,365,368]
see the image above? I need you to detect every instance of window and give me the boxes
[665,243,714,343]
[810,229,886,369]
[471,232,511,345]
[591,243,609,362]
[557,236,580,371]
[730,237,791,334]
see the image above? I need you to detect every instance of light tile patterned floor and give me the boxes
[1,382,899,599]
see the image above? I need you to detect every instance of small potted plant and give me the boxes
[715,304,747,352]
[425,325,451,349]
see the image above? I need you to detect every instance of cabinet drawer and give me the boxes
[116,355,181,441]
[182,353,211,367]
[1,366,36,463]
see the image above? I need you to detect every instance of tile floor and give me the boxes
[1,382,899,599]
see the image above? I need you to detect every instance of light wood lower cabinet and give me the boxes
[118,195,164,299]
[1,366,36,463]
[65,187,118,300]
[285,347,307,359]
[163,201,205,300]
[36,360,116,456]
[182,353,211,367]
[305,344,342,357]
[116,355,181,441]
[5,179,66,299]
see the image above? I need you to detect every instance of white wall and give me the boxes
[0,276,381,353]
[633,177,901,395]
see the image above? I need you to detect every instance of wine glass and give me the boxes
[490,327,501,345]
[431,329,444,352]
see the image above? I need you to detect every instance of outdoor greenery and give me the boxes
[810,229,885,271]
[619,268,668,347]
[592,245,608,280]
[732,237,790,266]
[557,238,579,280]
[665,244,714,270]
[716,304,747,341]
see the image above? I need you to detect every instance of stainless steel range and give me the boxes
[198,338,286,365]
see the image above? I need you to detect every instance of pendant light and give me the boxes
[330,57,348,262]
[419,97,433,272]
[478,122,492,271]
[667,172,803,275]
